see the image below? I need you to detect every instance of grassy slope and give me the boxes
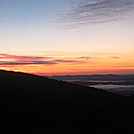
[0,70,134,134]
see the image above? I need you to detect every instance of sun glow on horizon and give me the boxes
[0,52,134,76]
[0,0,134,75]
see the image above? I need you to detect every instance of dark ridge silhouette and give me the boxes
[0,70,134,134]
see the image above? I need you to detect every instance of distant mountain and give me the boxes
[50,74,134,81]
[0,70,134,134]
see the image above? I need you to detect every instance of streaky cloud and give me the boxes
[61,0,134,27]
[52,59,85,63]
[0,61,56,65]
[0,53,89,66]
[0,54,46,61]
[0,53,56,66]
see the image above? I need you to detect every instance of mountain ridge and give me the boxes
[0,70,134,134]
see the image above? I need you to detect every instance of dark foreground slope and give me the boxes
[0,70,134,134]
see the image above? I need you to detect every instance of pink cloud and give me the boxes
[0,54,56,66]
[0,53,88,66]
[0,54,45,62]
[112,56,120,59]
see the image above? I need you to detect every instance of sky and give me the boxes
[0,0,134,75]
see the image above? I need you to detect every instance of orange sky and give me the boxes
[0,52,134,75]
[0,0,134,75]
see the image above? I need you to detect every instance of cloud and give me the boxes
[78,56,92,61]
[79,56,91,58]
[0,61,56,65]
[0,53,88,66]
[0,54,56,66]
[0,54,46,61]
[53,59,85,63]
[112,56,120,59]
[61,0,134,26]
